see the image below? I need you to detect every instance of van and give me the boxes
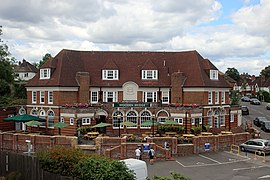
[121,158,148,180]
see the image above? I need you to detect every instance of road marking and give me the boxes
[233,166,265,171]
[199,154,222,164]
[175,160,187,167]
[258,175,270,179]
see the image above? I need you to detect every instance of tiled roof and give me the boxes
[14,59,38,73]
[26,49,230,88]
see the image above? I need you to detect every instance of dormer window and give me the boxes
[40,68,51,79]
[102,70,119,80]
[210,70,218,80]
[142,70,158,80]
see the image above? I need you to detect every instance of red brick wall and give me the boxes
[76,72,90,103]
[183,92,205,104]
[171,72,185,104]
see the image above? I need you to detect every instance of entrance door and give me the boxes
[123,81,138,101]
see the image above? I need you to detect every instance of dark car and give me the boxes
[254,117,268,127]
[266,103,270,110]
[241,96,250,102]
[240,139,270,155]
[250,98,261,105]
[261,121,270,132]
[241,106,249,115]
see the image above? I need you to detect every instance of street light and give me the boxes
[117,114,121,137]
[152,114,155,137]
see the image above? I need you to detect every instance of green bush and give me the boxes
[77,156,135,180]
[147,171,191,180]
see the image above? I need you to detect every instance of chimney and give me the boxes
[76,72,90,103]
[171,71,186,104]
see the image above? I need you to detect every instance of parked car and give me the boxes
[250,98,261,105]
[241,96,250,102]
[253,117,268,127]
[240,139,270,155]
[241,106,249,115]
[266,103,270,110]
[261,121,270,132]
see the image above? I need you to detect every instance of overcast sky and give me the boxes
[1,0,270,75]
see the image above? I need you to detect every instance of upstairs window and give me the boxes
[40,91,45,104]
[143,92,157,102]
[102,70,119,80]
[208,91,212,105]
[103,91,117,102]
[142,70,158,80]
[48,91,53,104]
[221,91,225,104]
[40,68,51,79]
[32,91,37,104]
[210,70,218,80]
[162,91,169,104]
[215,91,219,104]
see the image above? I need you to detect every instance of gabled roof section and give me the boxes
[141,59,158,70]
[14,59,38,73]
[102,59,119,69]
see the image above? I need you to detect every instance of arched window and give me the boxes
[48,110,55,128]
[207,110,212,128]
[126,110,138,128]
[140,111,151,128]
[220,109,226,126]
[31,109,38,116]
[214,110,219,128]
[19,108,26,115]
[39,110,46,127]
[157,110,169,124]
[112,111,123,128]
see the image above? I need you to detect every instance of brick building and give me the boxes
[25,49,241,136]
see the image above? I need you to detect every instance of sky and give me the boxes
[1,0,270,76]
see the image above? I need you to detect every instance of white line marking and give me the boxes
[175,160,186,167]
[233,166,265,171]
[199,154,222,164]
[258,175,270,179]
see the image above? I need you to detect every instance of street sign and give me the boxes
[204,143,210,151]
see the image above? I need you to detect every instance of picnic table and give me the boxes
[201,132,213,136]
[165,132,177,137]
[84,132,99,139]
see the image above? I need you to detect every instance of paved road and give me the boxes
[147,151,270,180]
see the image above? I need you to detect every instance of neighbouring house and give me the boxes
[24,49,241,136]
[14,59,38,82]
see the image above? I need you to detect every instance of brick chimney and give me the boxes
[171,71,186,104]
[76,72,90,103]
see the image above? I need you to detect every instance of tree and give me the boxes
[230,90,241,106]
[34,53,52,68]
[225,68,240,82]
[261,65,270,78]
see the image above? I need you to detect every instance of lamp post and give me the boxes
[117,114,121,137]
[228,109,231,131]
[152,114,155,137]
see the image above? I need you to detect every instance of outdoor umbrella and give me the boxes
[120,121,137,127]
[91,122,112,128]
[53,122,69,135]
[4,114,45,122]
[164,120,178,125]
[25,120,43,127]
[141,120,160,126]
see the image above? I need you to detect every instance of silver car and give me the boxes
[240,139,270,155]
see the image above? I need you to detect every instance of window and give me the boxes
[157,117,167,124]
[60,117,64,123]
[112,111,123,128]
[40,68,51,79]
[174,118,183,125]
[24,73,28,77]
[142,70,158,80]
[48,110,54,128]
[207,110,212,128]
[214,110,219,128]
[191,118,195,125]
[102,70,119,80]
[126,111,138,128]
[221,91,225,104]
[210,70,218,80]
[208,91,212,104]
[220,110,225,126]
[215,91,219,104]
[140,111,151,128]
[82,118,91,125]
[32,91,37,104]
[230,113,234,122]
[40,91,45,104]
[91,91,98,103]
[103,91,117,102]
[162,91,169,104]
[70,118,74,125]
[143,92,157,102]
[39,110,46,127]
[48,91,53,104]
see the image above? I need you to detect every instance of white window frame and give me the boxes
[82,118,91,125]
[215,91,219,104]
[140,111,151,129]
[70,118,74,125]
[40,91,45,104]
[191,118,195,125]
[162,91,169,104]
[174,118,183,125]
[207,110,212,128]
[103,91,117,102]
[40,68,51,79]
[91,91,98,103]
[102,70,119,80]
[210,70,218,80]
[60,117,64,123]
[142,70,158,80]
[220,111,225,126]
[208,91,212,105]
[48,91,53,104]
[230,114,234,122]
[48,110,54,128]
[221,91,225,104]
[126,111,138,129]
[143,92,157,102]
[32,91,37,104]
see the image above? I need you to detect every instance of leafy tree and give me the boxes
[34,53,52,68]
[256,90,269,102]
[230,90,241,106]
[261,65,270,78]
[225,67,240,82]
